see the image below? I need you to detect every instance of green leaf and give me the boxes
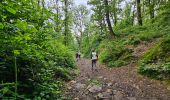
[15,20,28,31]
[6,6,16,14]
[27,25,38,33]
[24,34,32,40]
[13,50,20,56]
[0,23,4,29]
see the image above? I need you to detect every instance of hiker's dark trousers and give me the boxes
[92,59,97,68]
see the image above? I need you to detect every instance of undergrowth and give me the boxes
[99,39,133,67]
[138,35,170,79]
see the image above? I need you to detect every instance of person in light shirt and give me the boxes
[91,49,98,71]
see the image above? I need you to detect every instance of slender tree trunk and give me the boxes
[64,0,68,46]
[104,0,116,37]
[113,0,117,26]
[142,0,145,13]
[149,0,155,19]
[55,0,60,32]
[38,0,40,7]
[142,0,145,21]
[136,0,143,25]
[42,0,45,8]
[132,4,136,25]
[113,12,117,26]
[110,0,117,26]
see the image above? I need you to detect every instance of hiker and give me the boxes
[76,52,79,61]
[76,51,81,61]
[78,51,81,60]
[91,49,98,71]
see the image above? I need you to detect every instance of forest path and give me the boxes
[65,41,170,100]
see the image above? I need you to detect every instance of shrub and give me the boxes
[99,40,133,67]
[138,35,170,79]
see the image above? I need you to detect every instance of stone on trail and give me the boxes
[87,84,92,89]
[104,78,107,80]
[75,83,86,89]
[74,97,79,100]
[88,85,102,93]
[113,90,124,100]
[70,80,77,84]
[127,97,137,100]
[67,86,72,90]
[95,89,113,99]
[132,84,139,89]
[87,78,91,81]
[107,83,113,87]
[98,76,104,79]
[96,93,104,99]
[106,89,112,93]
[167,86,170,90]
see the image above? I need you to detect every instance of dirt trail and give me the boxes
[65,41,170,100]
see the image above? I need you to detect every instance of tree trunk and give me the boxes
[55,0,60,32]
[113,0,117,26]
[136,0,142,25]
[149,0,155,19]
[113,11,117,26]
[38,0,40,7]
[104,0,116,37]
[110,0,117,26]
[64,0,68,46]
[132,3,136,25]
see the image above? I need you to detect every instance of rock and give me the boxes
[88,78,91,81]
[97,93,104,99]
[67,86,72,90]
[85,91,89,95]
[106,89,112,94]
[70,80,77,84]
[127,97,137,100]
[75,83,85,89]
[102,91,112,98]
[88,85,102,93]
[74,97,79,100]
[87,85,92,89]
[107,83,113,87]
[113,90,124,100]
[104,78,107,80]
[129,80,133,82]
[98,76,104,79]
[113,90,117,95]
[167,86,170,90]
[133,84,139,89]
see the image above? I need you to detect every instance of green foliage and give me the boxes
[81,24,106,58]
[154,1,170,27]
[0,0,75,99]
[117,1,170,41]
[99,40,133,67]
[118,24,165,41]
[138,35,170,79]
